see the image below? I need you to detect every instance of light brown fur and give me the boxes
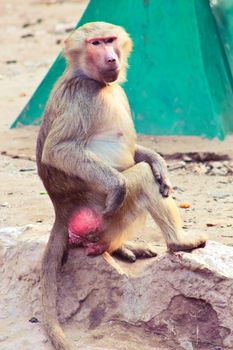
[36,22,207,350]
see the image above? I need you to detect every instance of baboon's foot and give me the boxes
[114,241,157,263]
[168,233,208,253]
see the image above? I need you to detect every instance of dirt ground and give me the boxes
[0,1,233,350]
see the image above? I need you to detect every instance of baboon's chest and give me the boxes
[87,131,135,171]
[89,117,135,170]
[87,86,136,170]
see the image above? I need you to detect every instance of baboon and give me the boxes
[36,21,207,350]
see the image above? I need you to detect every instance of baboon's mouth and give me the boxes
[102,68,119,82]
[109,67,119,72]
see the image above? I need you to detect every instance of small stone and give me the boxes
[190,163,208,174]
[168,161,186,171]
[21,33,34,39]
[29,317,39,323]
[1,202,10,208]
[210,167,228,176]
[19,92,27,97]
[22,22,32,28]
[179,202,191,209]
[211,161,223,169]
[183,156,192,162]
[212,193,229,199]
[54,22,76,34]
[19,168,34,172]
[179,339,194,350]
[5,60,17,64]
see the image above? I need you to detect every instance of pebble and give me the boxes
[211,168,228,176]
[54,22,76,34]
[212,161,223,168]
[29,317,39,323]
[22,18,43,28]
[5,60,17,64]
[183,156,192,162]
[179,202,191,209]
[21,33,34,39]
[1,202,10,208]
[212,193,230,199]
[189,163,209,174]
[168,161,186,171]
[19,92,27,97]
[19,168,35,172]
[179,339,194,350]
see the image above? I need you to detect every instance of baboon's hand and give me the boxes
[103,176,127,217]
[150,155,172,197]
[134,145,172,198]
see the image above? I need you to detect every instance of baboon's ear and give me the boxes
[123,36,133,57]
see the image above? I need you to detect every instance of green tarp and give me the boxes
[12,0,233,139]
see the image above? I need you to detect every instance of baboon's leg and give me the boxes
[114,162,207,253]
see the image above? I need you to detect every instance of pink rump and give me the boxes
[68,208,102,236]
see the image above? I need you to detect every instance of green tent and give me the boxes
[11,0,233,139]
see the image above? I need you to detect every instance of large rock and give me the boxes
[0,226,233,350]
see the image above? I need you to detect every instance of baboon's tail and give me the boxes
[41,220,74,350]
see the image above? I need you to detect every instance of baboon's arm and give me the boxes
[134,144,172,197]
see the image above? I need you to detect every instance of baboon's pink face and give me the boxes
[85,35,121,83]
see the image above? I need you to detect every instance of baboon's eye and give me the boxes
[91,40,100,46]
[105,37,115,44]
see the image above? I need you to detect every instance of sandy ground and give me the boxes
[0,1,233,350]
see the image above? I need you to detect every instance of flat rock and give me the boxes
[0,228,233,349]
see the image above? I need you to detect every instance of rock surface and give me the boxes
[0,227,233,350]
